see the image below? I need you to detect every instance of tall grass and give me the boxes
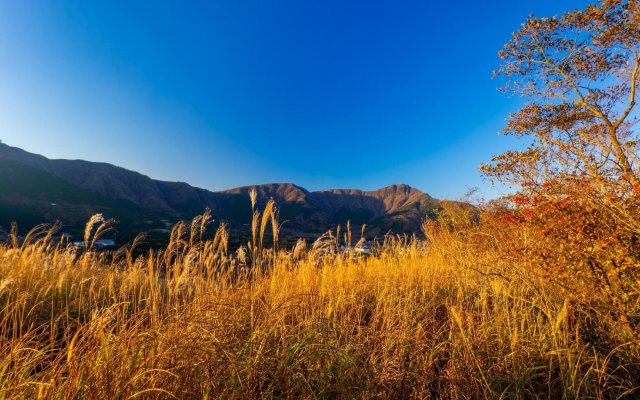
[0,205,638,399]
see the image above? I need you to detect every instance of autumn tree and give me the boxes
[483,0,639,191]
[482,0,640,335]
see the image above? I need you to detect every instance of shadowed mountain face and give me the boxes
[0,143,441,245]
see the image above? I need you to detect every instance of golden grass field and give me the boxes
[0,202,639,399]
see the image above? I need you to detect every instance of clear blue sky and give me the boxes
[0,0,590,199]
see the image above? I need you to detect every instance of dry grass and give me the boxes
[0,206,639,399]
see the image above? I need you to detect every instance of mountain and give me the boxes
[0,142,442,246]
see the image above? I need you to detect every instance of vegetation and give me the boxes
[482,0,640,337]
[1,0,639,398]
[0,195,638,399]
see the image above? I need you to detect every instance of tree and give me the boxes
[481,0,640,334]
[482,0,640,190]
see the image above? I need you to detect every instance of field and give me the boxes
[1,202,638,399]
[2,0,640,398]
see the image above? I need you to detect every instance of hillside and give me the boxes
[0,143,441,244]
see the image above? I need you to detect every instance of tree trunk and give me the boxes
[608,126,639,184]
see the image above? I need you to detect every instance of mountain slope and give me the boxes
[0,143,442,244]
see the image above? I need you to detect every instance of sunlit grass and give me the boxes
[0,203,638,398]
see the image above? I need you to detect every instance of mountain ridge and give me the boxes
[0,142,441,244]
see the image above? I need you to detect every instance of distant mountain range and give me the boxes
[0,142,443,246]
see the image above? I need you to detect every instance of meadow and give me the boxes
[1,196,638,399]
[1,0,639,398]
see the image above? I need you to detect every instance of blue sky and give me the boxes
[0,0,590,199]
